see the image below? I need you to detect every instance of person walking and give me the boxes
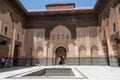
[0,57,6,68]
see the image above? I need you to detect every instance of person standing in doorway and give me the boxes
[62,56,65,65]
[59,56,64,65]
[57,57,61,65]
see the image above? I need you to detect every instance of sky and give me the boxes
[19,0,97,10]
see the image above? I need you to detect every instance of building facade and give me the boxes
[0,0,120,67]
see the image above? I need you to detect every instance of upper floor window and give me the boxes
[4,26,8,35]
[104,30,106,38]
[113,22,116,32]
[62,34,64,39]
[52,35,55,40]
[119,7,120,14]
[17,33,20,40]
[99,28,101,33]
[57,34,60,40]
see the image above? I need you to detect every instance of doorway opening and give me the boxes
[55,46,67,65]
[13,45,20,66]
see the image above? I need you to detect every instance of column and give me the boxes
[117,15,120,31]
[86,28,91,65]
[9,23,16,66]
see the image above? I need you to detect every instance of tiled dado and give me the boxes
[109,57,120,67]
[7,57,120,67]
[66,57,108,66]
[39,57,109,66]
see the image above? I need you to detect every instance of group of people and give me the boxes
[0,57,8,68]
[58,56,65,65]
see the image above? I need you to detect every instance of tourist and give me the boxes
[62,56,65,65]
[0,58,1,68]
[0,57,6,68]
[5,57,8,67]
[59,56,64,65]
[57,57,61,65]
[36,57,39,66]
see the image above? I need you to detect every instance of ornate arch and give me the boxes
[36,46,43,58]
[91,45,98,57]
[50,25,71,40]
[53,43,69,54]
[53,43,69,65]
[79,45,86,57]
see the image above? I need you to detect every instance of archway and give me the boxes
[36,46,43,65]
[55,46,67,65]
[91,45,98,57]
[79,45,86,65]
[36,46,43,58]
[13,45,20,66]
[91,45,98,65]
[50,25,71,40]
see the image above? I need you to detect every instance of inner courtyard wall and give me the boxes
[0,0,120,66]
[98,3,120,66]
[0,0,26,66]
[24,25,107,65]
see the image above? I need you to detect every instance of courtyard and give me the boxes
[0,0,120,80]
[0,66,120,80]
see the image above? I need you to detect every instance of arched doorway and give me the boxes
[13,45,20,66]
[55,46,67,65]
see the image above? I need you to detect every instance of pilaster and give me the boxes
[106,19,119,66]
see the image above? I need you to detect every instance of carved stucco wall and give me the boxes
[109,7,118,35]
[49,25,73,58]
[24,29,34,58]
[77,27,88,57]
[77,27,104,57]
[25,28,47,58]
[50,25,71,41]
[98,4,120,57]
[33,29,46,58]
[0,12,13,38]
[0,0,25,59]
[14,22,25,58]
[108,4,120,35]
[32,25,104,59]
[0,11,25,58]
[0,0,25,23]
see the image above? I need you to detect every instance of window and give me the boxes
[113,22,116,32]
[119,7,120,14]
[0,40,7,46]
[104,30,106,38]
[62,34,64,39]
[4,26,8,35]
[52,35,55,40]
[17,33,20,40]
[99,27,101,33]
